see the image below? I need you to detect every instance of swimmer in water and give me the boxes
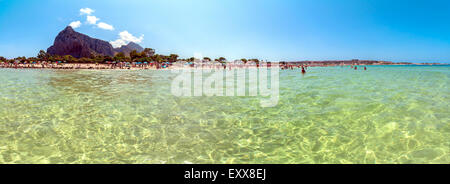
[355,66,357,70]
[364,66,367,70]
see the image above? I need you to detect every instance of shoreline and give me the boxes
[0,62,447,71]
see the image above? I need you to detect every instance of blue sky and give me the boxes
[0,0,449,62]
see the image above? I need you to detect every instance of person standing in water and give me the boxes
[364,66,367,70]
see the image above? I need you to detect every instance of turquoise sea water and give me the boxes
[0,65,448,164]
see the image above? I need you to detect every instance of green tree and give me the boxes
[154,54,163,63]
[63,55,75,62]
[37,50,49,60]
[15,56,27,62]
[141,48,155,57]
[93,55,105,63]
[218,57,227,62]
[79,57,92,63]
[114,52,126,61]
[104,56,113,62]
[203,57,211,62]
[249,59,260,64]
[130,50,141,60]
[169,54,179,63]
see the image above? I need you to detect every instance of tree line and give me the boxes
[0,49,262,64]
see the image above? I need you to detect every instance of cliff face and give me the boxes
[47,26,144,58]
[47,26,115,58]
[115,42,144,56]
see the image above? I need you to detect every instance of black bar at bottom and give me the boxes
[0,164,446,183]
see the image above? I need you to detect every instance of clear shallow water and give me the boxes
[0,65,448,164]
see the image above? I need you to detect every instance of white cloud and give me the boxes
[69,21,81,28]
[110,31,144,48]
[72,8,115,31]
[110,39,127,48]
[87,15,99,24]
[97,22,114,30]
[80,8,94,15]
[118,31,144,43]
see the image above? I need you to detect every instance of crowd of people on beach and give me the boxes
[0,61,173,70]
[0,60,280,70]
[1,60,369,75]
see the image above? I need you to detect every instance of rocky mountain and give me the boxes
[47,26,145,58]
[114,42,144,56]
